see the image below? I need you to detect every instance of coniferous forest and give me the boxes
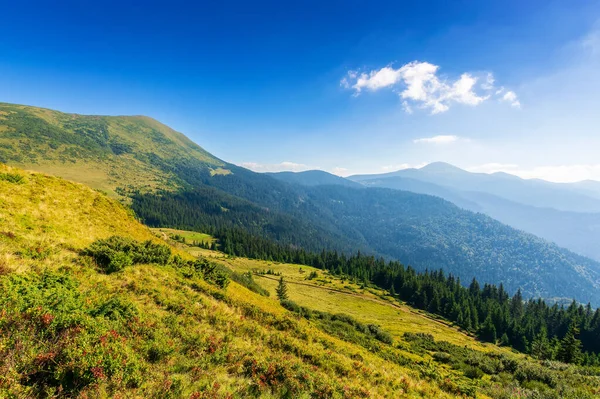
[206,228,600,365]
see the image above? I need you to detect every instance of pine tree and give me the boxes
[479,315,497,343]
[558,323,583,364]
[531,328,551,360]
[389,283,396,297]
[276,277,289,302]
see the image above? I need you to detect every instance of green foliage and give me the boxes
[3,102,600,308]
[0,271,143,396]
[229,271,269,296]
[280,299,393,345]
[194,229,600,362]
[0,172,25,184]
[276,276,289,301]
[91,296,138,321]
[402,331,600,398]
[84,236,171,273]
[558,323,583,365]
[170,255,230,289]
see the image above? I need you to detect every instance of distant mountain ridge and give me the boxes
[3,102,600,305]
[345,163,600,262]
[267,170,362,188]
[350,162,600,213]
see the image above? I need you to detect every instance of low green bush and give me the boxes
[91,296,138,321]
[0,172,25,184]
[84,236,171,273]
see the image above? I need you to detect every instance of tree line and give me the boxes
[214,227,600,365]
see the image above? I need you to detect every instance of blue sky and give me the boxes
[2,1,600,181]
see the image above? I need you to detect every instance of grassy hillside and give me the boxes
[2,165,600,398]
[4,102,600,307]
[0,165,466,398]
[0,102,226,196]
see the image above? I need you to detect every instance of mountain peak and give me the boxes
[419,162,466,174]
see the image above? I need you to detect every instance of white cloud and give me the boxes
[502,90,521,108]
[240,162,352,177]
[413,135,460,144]
[481,72,495,90]
[381,162,427,171]
[342,61,518,114]
[468,163,600,183]
[330,167,349,176]
[467,163,520,174]
[240,161,310,173]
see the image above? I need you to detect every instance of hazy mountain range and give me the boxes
[2,102,600,305]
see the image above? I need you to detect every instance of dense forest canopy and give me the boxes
[207,227,600,365]
[3,102,600,306]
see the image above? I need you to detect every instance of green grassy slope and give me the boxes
[2,165,600,398]
[3,102,600,307]
[0,102,226,196]
[0,165,464,398]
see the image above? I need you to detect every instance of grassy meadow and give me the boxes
[1,164,599,398]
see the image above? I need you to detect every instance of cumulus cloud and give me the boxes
[468,163,600,183]
[502,90,521,108]
[342,61,519,114]
[240,161,310,173]
[413,135,460,144]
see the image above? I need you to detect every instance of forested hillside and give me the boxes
[3,102,600,306]
[354,172,600,262]
[2,164,600,398]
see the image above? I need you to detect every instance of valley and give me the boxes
[2,104,600,398]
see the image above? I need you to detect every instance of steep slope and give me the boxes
[0,102,369,254]
[8,165,599,399]
[268,170,362,188]
[350,162,600,213]
[0,164,465,398]
[356,174,600,262]
[4,102,600,306]
[0,102,226,196]
[303,185,600,305]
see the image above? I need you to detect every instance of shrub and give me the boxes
[367,324,393,345]
[433,352,452,364]
[83,236,171,273]
[514,363,557,388]
[229,271,269,296]
[192,259,230,289]
[19,242,55,260]
[462,365,484,379]
[91,297,138,321]
[106,251,133,273]
[0,172,25,184]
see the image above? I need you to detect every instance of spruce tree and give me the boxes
[389,283,396,297]
[559,323,583,364]
[479,315,497,343]
[276,276,289,302]
[531,328,551,360]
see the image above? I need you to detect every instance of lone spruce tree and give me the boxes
[276,276,289,302]
[558,323,583,364]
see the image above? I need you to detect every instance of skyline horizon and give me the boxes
[3,1,600,184]
[4,98,599,184]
